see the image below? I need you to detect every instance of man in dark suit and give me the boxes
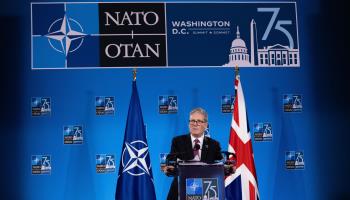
[162,107,223,200]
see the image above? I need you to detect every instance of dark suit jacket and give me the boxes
[167,134,223,200]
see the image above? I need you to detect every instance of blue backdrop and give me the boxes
[0,0,348,200]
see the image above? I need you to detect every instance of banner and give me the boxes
[31,2,299,69]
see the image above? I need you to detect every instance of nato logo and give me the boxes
[160,153,177,167]
[159,95,178,114]
[186,178,203,198]
[96,154,115,173]
[31,3,92,69]
[31,3,166,69]
[283,94,302,112]
[204,123,210,138]
[31,97,51,116]
[63,125,83,144]
[121,140,152,176]
[95,96,115,115]
[254,123,272,141]
[44,15,86,56]
[32,155,51,175]
[285,151,305,170]
[221,95,235,113]
[159,153,168,166]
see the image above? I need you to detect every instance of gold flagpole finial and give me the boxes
[133,68,137,81]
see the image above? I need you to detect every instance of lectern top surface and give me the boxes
[178,161,223,166]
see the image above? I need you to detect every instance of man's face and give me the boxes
[189,112,208,138]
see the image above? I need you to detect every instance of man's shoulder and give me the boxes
[204,136,220,145]
[171,134,190,148]
[173,134,190,141]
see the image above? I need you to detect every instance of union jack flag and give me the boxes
[225,70,260,200]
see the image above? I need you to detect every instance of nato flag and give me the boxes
[115,80,157,200]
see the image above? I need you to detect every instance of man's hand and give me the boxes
[161,165,175,174]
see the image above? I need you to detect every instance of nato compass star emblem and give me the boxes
[121,140,151,176]
[190,181,200,193]
[46,14,86,56]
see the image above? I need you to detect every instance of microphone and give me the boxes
[166,143,202,164]
[221,151,237,159]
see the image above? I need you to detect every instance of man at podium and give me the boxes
[162,107,224,200]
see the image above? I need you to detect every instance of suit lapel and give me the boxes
[185,134,194,160]
[200,136,209,162]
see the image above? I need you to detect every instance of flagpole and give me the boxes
[133,68,137,81]
[234,65,239,96]
[234,64,239,78]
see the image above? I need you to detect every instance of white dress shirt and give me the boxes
[190,134,204,161]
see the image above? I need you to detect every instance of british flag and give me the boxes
[225,71,260,200]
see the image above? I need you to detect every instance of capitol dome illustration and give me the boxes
[224,26,251,67]
[231,31,246,48]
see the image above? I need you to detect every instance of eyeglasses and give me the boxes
[189,119,207,125]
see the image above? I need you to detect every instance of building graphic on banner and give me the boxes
[223,20,299,67]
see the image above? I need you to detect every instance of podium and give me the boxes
[178,162,225,200]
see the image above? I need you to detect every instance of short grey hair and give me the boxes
[190,107,208,122]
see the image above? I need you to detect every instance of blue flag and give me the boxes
[115,81,157,200]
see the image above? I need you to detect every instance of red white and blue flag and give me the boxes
[225,72,260,200]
